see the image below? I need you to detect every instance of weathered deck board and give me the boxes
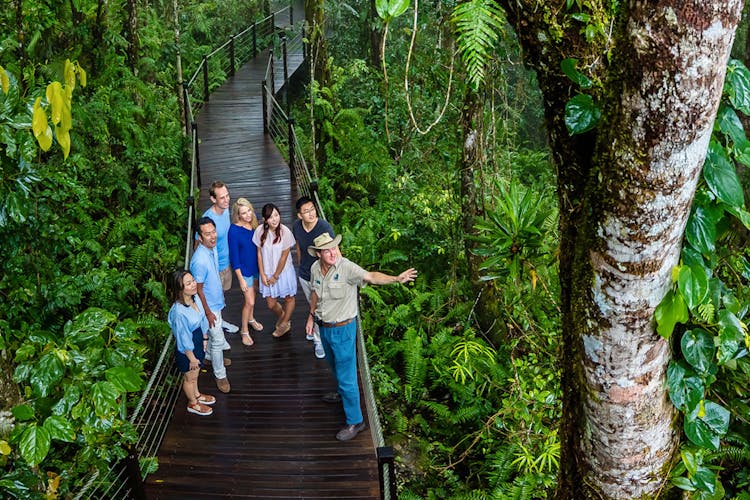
[144,11,380,499]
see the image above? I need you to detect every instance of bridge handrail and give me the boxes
[75,5,397,496]
[261,49,396,498]
[71,5,294,500]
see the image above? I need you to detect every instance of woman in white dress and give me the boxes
[252,203,297,337]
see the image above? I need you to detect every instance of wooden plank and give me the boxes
[145,7,380,498]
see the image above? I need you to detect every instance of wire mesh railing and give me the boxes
[260,40,397,499]
[183,9,280,115]
[76,3,397,496]
[71,5,296,500]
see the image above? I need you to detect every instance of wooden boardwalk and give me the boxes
[144,16,380,499]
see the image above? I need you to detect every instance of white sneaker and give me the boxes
[305,333,314,341]
[314,341,325,359]
[223,321,239,333]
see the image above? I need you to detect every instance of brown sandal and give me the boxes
[187,402,213,416]
[272,322,291,338]
[196,393,216,405]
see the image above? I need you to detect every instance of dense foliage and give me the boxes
[0,0,267,497]
[305,0,750,497]
[1,0,749,498]
[300,1,564,496]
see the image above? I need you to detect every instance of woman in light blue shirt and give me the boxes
[167,270,216,416]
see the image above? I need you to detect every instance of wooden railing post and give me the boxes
[123,447,147,500]
[261,81,268,134]
[202,55,209,102]
[192,121,201,186]
[288,118,295,169]
[377,446,397,499]
[289,1,294,25]
[230,35,236,76]
[252,23,257,56]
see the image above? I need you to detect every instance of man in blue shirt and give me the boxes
[191,217,231,393]
[201,181,240,334]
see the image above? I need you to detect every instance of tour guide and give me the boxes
[305,233,418,441]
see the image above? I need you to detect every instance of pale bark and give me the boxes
[574,3,742,496]
[498,0,742,497]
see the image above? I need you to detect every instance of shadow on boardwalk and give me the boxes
[144,16,380,500]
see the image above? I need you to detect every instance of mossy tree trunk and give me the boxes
[499,0,742,497]
[305,0,330,170]
[459,85,500,335]
[124,0,140,74]
[368,0,383,70]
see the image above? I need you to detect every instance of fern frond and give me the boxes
[706,445,750,464]
[697,302,715,323]
[452,0,505,89]
[402,327,427,398]
[420,400,454,421]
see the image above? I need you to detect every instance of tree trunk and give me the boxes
[305,0,330,171]
[459,86,500,335]
[460,88,483,281]
[173,0,186,134]
[368,0,383,69]
[500,0,742,497]
[124,0,140,73]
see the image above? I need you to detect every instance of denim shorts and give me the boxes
[243,275,256,286]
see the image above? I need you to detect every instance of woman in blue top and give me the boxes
[167,270,216,416]
[228,198,263,346]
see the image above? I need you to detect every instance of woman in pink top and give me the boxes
[252,203,297,337]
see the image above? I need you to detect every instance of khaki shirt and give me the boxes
[310,256,367,323]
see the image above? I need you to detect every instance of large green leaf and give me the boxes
[703,141,745,208]
[91,381,120,416]
[655,289,689,339]
[732,137,750,167]
[105,366,143,393]
[375,0,409,21]
[681,329,716,374]
[724,59,750,115]
[685,203,722,255]
[19,424,51,466]
[678,264,709,310]
[565,94,601,135]
[560,58,592,88]
[29,351,64,398]
[684,400,730,450]
[43,415,75,442]
[452,0,505,91]
[717,309,746,364]
[64,307,115,347]
[11,404,34,422]
[716,104,746,145]
[692,466,717,494]
[667,361,704,412]
[726,205,750,231]
[51,385,81,416]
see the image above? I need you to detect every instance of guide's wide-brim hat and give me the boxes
[308,232,341,257]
